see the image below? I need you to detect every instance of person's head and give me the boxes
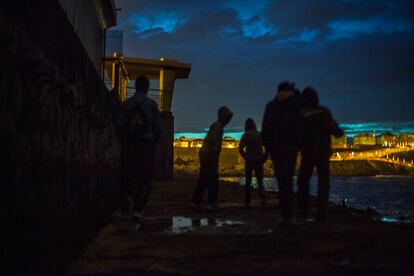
[277,81,295,102]
[244,118,257,132]
[217,106,233,126]
[301,87,319,108]
[135,76,150,94]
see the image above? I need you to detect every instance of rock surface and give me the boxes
[71,177,414,275]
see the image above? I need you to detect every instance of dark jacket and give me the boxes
[239,130,266,163]
[262,95,302,155]
[200,121,224,161]
[199,107,233,161]
[300,106,343,155]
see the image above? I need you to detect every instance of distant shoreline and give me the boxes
[175,121,414,140]
[175,159,414,177]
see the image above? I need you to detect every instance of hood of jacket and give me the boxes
[218,106,233,125]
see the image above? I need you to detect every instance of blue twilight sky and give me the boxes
[114,0,414,132]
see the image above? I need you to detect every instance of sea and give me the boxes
[221,176,414,223]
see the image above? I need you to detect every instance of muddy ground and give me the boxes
[70,177,414,275]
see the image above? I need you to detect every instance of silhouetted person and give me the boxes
[239,118,267,208]
[120,76,161,228]
[262,81,302,224]
[191,106,233,211]
[297,87,343,221]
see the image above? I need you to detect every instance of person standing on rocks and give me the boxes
[297,87,343,221]
[120,76,161,228]
[191,106,233,211]
[262,81,302,225]
[238,118,267,208]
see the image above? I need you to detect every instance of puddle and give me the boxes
[380,217,400,223]
[379,216,413,224]
[136,216,277,234]
[172,216,245,233]
[138,216,247,234]
[172,216,193,233]
[215,219,244,227]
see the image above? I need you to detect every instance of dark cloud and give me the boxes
[114,0,414,131]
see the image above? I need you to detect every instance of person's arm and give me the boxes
[325,110,343,138]
[258,133,269,162]
[210,122,223,154]
[203,122,223,157]
[262,103,273,151]
[238,134,247,159]
[297,109,305,150]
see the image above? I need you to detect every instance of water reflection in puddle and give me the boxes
[380,217,400,223]
[215,219,244,227]
[138,216,275,234]
[172,216,193,233]
[139,215,408,233]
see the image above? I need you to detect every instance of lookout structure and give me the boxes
[105,53,191,180]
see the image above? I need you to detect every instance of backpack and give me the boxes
[124,98,149,137]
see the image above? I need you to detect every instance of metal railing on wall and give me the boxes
[104,82,163,107]
[126,86,161,105]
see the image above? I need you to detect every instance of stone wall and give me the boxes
[1,1,121,273]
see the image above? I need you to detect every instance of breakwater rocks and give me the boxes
[330,160,414,176]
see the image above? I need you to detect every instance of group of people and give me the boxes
[191,81,343,224]
[119,76,342,228]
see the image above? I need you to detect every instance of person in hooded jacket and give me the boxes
[262,81,302,224]
[297,87,343,221]
[191,106,233,211]
[239,118,267,208]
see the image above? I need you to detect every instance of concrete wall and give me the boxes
[157,112,175,180]
[57,0,105,71]
[1,1,121,273]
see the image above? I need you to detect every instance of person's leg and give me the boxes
[273,156,289,220]
[132,142,156,213]
[297,152,315,218]
[244,162,253,207]
[122,140,143,214]
[274,153,297,221]
[316,153,330,220]
[255,162,267,205]
[207,160,219,206]
[192,157,207,205]
[284,153,297,220]
[120,143,133,214]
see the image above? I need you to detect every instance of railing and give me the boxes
[104,80,161,106]
[126,87,161,106]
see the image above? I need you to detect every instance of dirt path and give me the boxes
[70,177,414,275]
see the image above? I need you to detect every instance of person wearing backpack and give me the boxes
[238,118,267,208]
[121,76,161,228]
